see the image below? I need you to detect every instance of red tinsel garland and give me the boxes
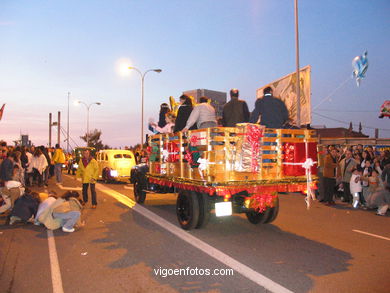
[148,177,314,197]
[249,193,277,212]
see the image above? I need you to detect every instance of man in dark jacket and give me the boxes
[0,151,14,183]
[222,89,250,127]
[250,86,289,128]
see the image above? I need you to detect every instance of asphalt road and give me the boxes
[1,173,389,293]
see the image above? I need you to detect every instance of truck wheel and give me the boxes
[246,208,271,224]
[264,196,279,224]
[195,192,210,229]
[176,190,199,230]
[134,179,146,204]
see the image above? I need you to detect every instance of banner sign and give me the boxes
[256,65,311,125]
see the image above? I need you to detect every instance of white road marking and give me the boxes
[352,229,390,241]
[47,230,64,293]
[96,183,293,293]
[124,185,134,190]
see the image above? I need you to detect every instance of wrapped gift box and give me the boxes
[283,142,317,176]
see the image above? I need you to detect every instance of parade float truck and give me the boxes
[131,124,318,230]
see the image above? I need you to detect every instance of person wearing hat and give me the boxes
[222,88,250,127]
[250,86,289,128]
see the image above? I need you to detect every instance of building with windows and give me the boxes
[183,89,227,117]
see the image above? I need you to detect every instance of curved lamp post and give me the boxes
[76,100,101,146]
[128,67,162,149]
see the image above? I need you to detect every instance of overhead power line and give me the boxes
[312,112,390,132]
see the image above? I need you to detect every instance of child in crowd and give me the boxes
[350,167,362,208]
[361,160,372,205]
[150,112,176,134]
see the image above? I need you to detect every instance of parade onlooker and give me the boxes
[0,180,24,214]
[35,191,58,225]
[222,88,250,127]
[173,95,196,132]
[76,149,99,209]
[38,191,83,232]
[249,86,289,128]
[367,186,390,216]
[360,150,372,169]
[350,167,362,208]
[183,96,217,131]
[40,146,51,186]
[0,151,14,185]
[31,148,48,187]
[52,144,65,184]
[25,147,34,186]
[9,191,40,225]
[381,162,390,188]
[361,159,372,204]
[338,150,357,203]
[323,148,339,205]
[52,191,83,232]
[373,161,383,178]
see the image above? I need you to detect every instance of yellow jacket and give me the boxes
[76,158,99,183]
[52,148,66,164]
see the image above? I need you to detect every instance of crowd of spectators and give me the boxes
[0,141,83,232]
[319,144,390,216]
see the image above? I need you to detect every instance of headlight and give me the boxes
[62,164,66,168]
[110,170,118,177]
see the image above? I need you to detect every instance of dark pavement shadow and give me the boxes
[91,202,352,293]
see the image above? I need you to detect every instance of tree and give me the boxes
[80,129,109,150]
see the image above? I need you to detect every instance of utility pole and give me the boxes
[57,111,61,146]
[67,92,70,153]
[49,113,52,147]
[294,0,301,127]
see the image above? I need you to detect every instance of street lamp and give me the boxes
[76,100,101,146]
[128,67,162,149]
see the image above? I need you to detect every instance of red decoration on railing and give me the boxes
[242,124,264,172]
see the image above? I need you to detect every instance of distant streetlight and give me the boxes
[128,67,162,148]
[76,100,101,146]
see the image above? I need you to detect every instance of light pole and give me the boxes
[76,100,101,146]
[67,92,70,153]
[294,0,301,127]
[128,67,162,149]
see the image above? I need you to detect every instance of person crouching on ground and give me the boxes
[76,149,99,209]
[9,190,40,225]
[34,191,58,226]
[39,191,84,232]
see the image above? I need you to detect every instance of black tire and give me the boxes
[246,208,271,224]
[134,179,146,204]
[176,190,200,230]
[246,195,279,224]
[195,192,210,229]
[264,196,279,224]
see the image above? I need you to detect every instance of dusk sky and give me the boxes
[1,0,389,149]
